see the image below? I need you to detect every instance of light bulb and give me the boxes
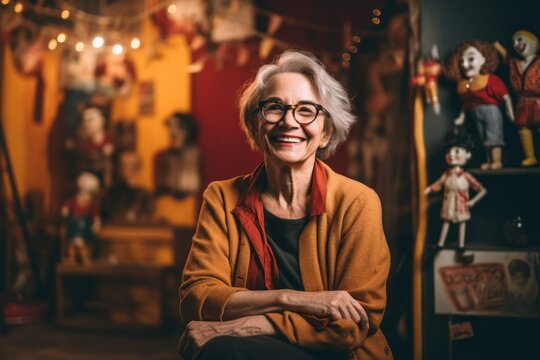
[75,42,84,52]
[14,2,23,13]
[130,37,141,49]
[112,44,123,55]
[167,4,177,14]
[92,36,104,48]
[61,9,70,19]
[48,39,58,50]
[57,33,66,43]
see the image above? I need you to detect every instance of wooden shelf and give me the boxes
[468,167,540,176]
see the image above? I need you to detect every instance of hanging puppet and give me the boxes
[424,130,487,251]
[412,45,443,114]
[61,172,101,265]
[154,112,201,198]
[495,30,540,166]
[446,40,515,170]
[71,107,115,187]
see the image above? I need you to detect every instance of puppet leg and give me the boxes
[480,148,491,170]
[437,221,450,248]
[519,128,537,166]
[79,245,92,265]
[65,242,77,264]
[490,146,503,170]
[458,222,466,249]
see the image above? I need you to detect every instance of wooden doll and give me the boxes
[446,40,515,170]
[61,172,101,265]
[424,132,487,250]
[495,30,540,166]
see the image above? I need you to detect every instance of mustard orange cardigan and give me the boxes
[180,161,393,359]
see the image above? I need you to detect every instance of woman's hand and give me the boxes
[281,290,369,329]
[179,315,275,359]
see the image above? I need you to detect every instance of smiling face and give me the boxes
[445,146,471,167]
[460,46,486,79]
[513,32,539,58]
[257,72,331,167]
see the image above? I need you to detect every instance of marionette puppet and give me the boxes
[61,172,101,265]
[154,112,201,198]
[101,151,153,224]
[494,30,540,166]
[446,40,515,170]
[74,107,115,186]
[424,131,487,251]
[412,45,443,114]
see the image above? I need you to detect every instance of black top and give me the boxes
[264,208,309,291]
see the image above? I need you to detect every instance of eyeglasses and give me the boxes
[258,100,329,125]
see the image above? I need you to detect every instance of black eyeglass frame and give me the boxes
[258,100,330,125]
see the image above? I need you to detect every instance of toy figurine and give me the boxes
[101,151,153,223]
[494,30,540,166]
[61,172,101,265]
[424,131,487,250]
[446,40,515,170]
[412,45,443,114]
[154,112,201,197]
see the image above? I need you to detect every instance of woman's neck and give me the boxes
[261,158,315,218]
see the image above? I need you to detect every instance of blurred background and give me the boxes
[1,0,539,359]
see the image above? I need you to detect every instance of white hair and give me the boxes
[239,50,356,159]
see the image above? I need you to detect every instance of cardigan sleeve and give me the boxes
[179,182,246,324]
[265,188,391,352]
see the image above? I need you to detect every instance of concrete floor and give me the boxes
[0,322,181,360]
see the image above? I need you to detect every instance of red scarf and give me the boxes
[232,160,327,290]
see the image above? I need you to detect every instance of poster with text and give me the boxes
[434,250,540,317]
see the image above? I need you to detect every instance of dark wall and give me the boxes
[420,1,540,359]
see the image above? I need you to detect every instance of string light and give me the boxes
[48,39,58,50]
[4,0,376,70]
[130,37,141,49]
[167,4,177,14]
[112,44,123,55]
[92,36,104,48]
[57,33,66,43]
[75,41,84,52]
[13,2,23,13]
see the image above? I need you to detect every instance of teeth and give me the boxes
[275,137,301,143]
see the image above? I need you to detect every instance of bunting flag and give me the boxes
[0,0,384,75]
[259,36,274,60]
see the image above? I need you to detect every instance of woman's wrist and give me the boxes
[234,315,276,337]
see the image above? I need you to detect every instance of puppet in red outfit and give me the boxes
[495,30,540,166]
[412,45,443,114]
[425,130,487,251]
[446,41,515,170]
[61,172,101,265]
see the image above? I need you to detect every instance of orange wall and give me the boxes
[2,20,196,226]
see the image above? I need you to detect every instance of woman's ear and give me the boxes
[320,127,333,148]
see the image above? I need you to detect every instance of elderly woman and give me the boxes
[179,51,392,360]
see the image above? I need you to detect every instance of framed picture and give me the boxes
[434,249,540,318]
[138,81,155,116]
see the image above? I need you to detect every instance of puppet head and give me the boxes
[512,30,539,58]
[76,172,100,194]
[446,40,499,81]
[81,107,105,137]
